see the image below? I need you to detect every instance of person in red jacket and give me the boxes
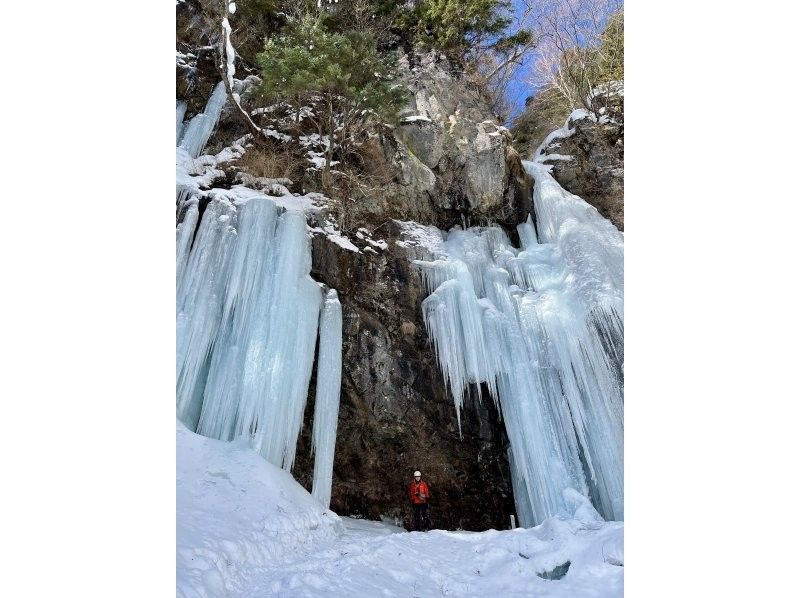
[409,470,432,531]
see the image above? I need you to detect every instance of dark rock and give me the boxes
[540,88,624,230]
[291,223,518,531]
[536,561,571,580]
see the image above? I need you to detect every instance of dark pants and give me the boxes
[412,503,432,531]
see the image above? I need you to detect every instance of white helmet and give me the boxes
[414,471,421,477]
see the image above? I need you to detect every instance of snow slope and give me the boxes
[176,421,343,597]
[177,421,623,597]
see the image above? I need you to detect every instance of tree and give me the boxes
[511,85,571,152]
[399,0,533,63]
[256,14,407,174]
[597,9,623,83]
[528,0,623,114]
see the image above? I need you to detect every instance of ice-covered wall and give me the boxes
[413,161,623,526]
[176,196,328,472]
[176,84,343,498]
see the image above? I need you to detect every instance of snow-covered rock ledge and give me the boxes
[176,422,343,597]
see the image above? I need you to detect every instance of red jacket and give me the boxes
[409,479,430,505]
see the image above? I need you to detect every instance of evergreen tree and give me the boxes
[401,0,531,61]
[257,14,407,173]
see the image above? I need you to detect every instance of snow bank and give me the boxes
[176,421,343,598]
[233,500,622,597]
[179,416,622,597]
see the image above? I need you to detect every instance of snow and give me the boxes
[367,238,388,250]
[401,114,432,123]
[355,228,388,251]
[178,420,622,597]
[533,108,591,160]
[394,220,445,258]
[299,133,338,170]
[588,81,624,101]
[177,421,343,598]
[540,153,574,162]
[264,128,291,142]
[309,219,361,253]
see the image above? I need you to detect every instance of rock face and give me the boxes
[176,3,527,530]
[539,87,624,230]
[290,222,517,531]
[390,53,531,230]
[313,52,532,235]
[286,54,532,531]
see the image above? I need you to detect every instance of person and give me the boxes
[408,470,432,531]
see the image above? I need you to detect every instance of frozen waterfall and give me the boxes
[176,195,344,482]
[413,161,623,526]
[176,83,343,501]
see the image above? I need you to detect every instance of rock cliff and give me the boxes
[177,3,531,530]
[537,86,624,230]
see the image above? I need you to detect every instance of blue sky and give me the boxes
[503,0,623,123]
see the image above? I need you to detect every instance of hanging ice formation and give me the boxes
[177,82,227,159]
[175,86,342,502]
[413,161,623,527]
[311,290,343,508]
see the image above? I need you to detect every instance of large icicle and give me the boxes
[525,160,624,522]
[176,54,344,486]
[176,198,238,429]
[414,164,624,526]
[181,199,320,470]
[311,290,343,508]
[176,198,199,286]
[178,82,227,158]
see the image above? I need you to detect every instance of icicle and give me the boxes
[176,197,238,428]
[221,18,236,91]
[508,447,534,528]
[311,290,343,508]
[179,82,228,159]
[176,199,199,287]
[176,100,187,146]
[193,201,324,470]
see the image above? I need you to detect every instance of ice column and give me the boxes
[176,198,238,429]
[191,200,323,469]
[311,290,343,508]
[525,160,624,522]
[178,82,227,158]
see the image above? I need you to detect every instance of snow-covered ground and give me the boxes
[178,422,623,597]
